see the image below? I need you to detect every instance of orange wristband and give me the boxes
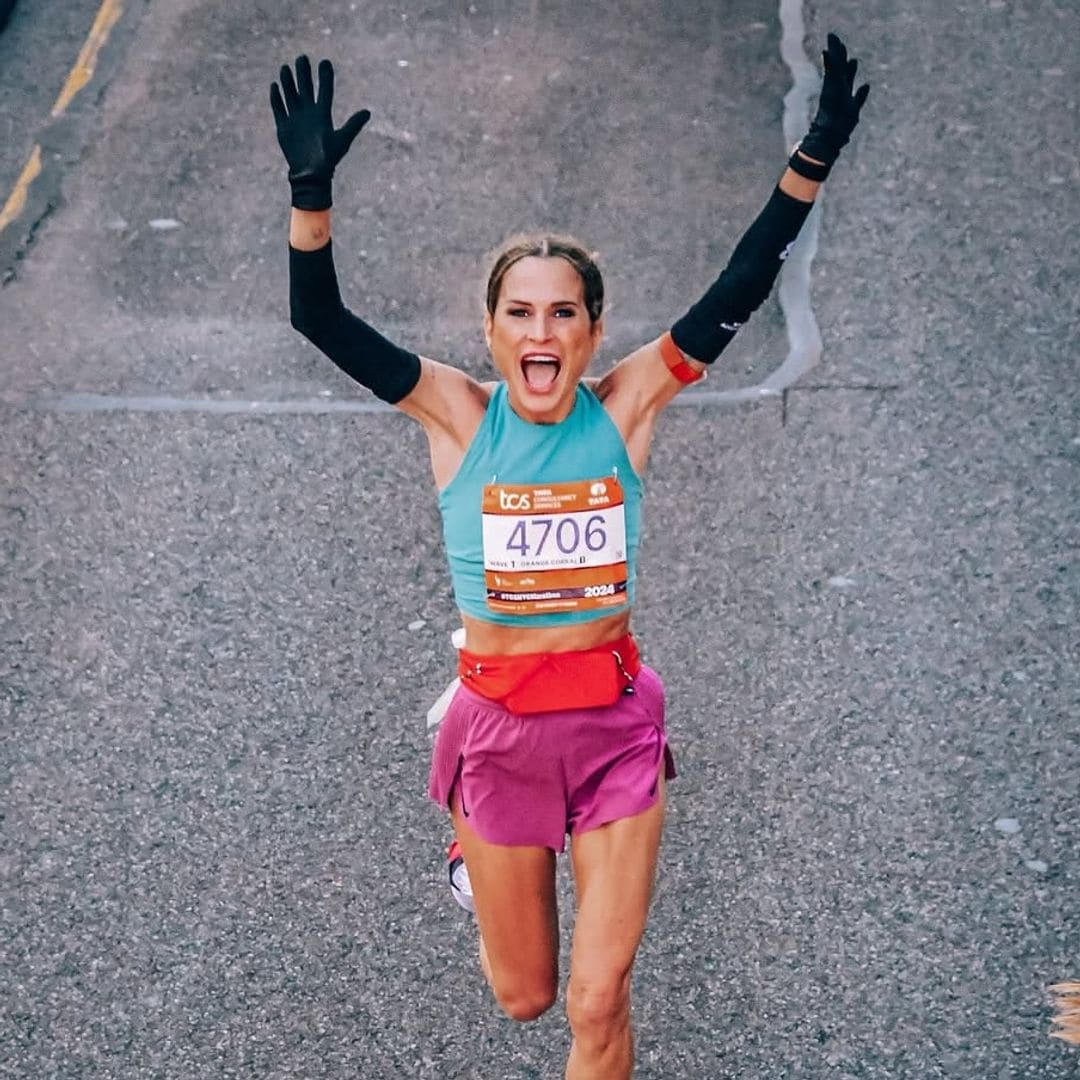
[660,331,706,384]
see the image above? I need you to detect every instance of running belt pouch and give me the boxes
[458,635,642,714]
[670,185,814,363]
[289,241,422,404]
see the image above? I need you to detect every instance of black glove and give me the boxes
[270,56,370,211]
[798,33,870,168]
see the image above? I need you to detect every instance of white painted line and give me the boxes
[768,0,825,392]
[34,390,777,415]
[21,8,824,415]
[39,394,395,414]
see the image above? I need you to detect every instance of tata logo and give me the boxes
[499,489,531,510]
[589,482,607,497]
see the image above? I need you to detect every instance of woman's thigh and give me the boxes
[450,792,560,1012]
[567,771,666,994]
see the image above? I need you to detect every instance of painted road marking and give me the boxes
[0,144,42,234]
[25,383,894,415]
[0,0,124,238]
[33,390,784,415]
[770,0,824,393]
[6,0,827,408]
[51,0,124,117]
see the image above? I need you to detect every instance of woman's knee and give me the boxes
[494,979,558,1023]
[566,973,630,1037]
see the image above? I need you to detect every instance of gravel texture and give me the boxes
[1,1,1076,1077]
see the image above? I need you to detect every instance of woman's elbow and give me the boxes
[290,306,320,341]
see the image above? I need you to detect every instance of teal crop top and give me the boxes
[438,382,643,628]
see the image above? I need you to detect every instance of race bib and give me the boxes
[482,476,627,615]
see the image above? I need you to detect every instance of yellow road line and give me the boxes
[51,0,124,116]
[0,145,43,234]
[0,0,124,238]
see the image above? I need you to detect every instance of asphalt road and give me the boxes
[1,1,1077,1078]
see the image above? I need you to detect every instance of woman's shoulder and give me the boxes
[395,360,498,490]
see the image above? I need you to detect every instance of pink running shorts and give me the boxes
[428,664,676,853]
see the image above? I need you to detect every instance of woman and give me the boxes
[271,35,867,1078]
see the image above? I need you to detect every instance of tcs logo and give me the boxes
[499,489,531,511]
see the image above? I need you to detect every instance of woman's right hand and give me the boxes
[270,56,370,211]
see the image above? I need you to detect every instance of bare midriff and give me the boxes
[460,608,633,657]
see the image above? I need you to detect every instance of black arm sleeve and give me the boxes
[670,186,814,364]
[289,241,422,404]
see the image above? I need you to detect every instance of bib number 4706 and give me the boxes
[505,515,608,557]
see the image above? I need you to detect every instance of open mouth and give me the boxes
[521,354,561,393]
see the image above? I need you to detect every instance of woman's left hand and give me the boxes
[799,32,870,166]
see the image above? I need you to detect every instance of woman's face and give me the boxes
[484,255,603,424]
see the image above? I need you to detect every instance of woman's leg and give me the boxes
[564,773,666,1080]
[450,793,560,1022]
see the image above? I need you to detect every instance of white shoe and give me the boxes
[447,840,475,914]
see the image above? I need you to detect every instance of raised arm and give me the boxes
[666,33,869,372]
[270,56,422,405]
[599,32,870,442]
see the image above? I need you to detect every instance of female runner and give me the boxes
[271,35,867,1079]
